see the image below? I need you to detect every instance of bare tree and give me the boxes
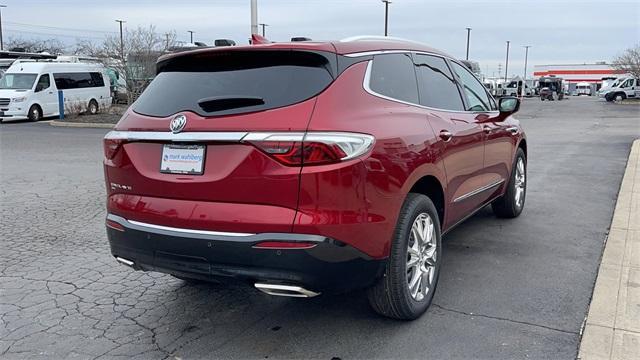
[612,44,640,79]
[72,39,106,58]
[5,37,67,54]
[98,25,177,104]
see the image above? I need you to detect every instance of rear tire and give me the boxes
[88,100,99,115]
[28,105,42,122]
[492,148,526,218]
[367,193,442,320]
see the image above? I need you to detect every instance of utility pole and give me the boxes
[188,30,194,43]
[465,27,471,60]
[259,23,268,37]
[522,45,531,98]
[164,33,170,49]
[250,0,259,36]
[0,5,6,51]
[504,40,510,82]
[382,0,391,36]
[115,19,125,60]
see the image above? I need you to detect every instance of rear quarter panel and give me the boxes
[297,61,446,259]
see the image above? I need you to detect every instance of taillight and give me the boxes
[244,132,374,166]
[103,131,126,159]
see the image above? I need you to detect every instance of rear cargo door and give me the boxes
[105,49,336,233]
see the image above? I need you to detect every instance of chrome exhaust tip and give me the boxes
[115,256,135,267]
[254,283,320,298]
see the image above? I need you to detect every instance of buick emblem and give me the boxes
[170,115,187,134]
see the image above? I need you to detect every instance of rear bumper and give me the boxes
[106,214,385,293]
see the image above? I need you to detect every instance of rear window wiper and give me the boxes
[197,95,265,113]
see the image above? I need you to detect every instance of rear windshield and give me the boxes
[133,50,335,117]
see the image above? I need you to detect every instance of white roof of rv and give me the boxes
[5,61,105,74]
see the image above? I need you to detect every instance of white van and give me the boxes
[575,82,592,96]
[0,61,111,122]
[602,77,639,102]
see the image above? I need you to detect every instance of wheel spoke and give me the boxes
[407,254,420,268]
[408,268,421,296]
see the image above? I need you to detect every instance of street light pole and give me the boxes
[522,45,531,98]
[465,27,471,60]
[115,19,125,60]
[0,5,6,51]
[504,40,510,82]
[188,30,194,43]
[258,23,268,37]
[382,0,391,36]
[250,0,259,36]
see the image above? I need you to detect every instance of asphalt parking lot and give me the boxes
[1,97,639,359]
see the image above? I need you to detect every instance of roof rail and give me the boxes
[339,35,421,43]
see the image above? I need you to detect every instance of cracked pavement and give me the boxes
[1,98,639,359]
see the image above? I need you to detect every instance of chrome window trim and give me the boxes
[362,59,499,115]
[453,179,505,203]
[361,54,501,115]
[344,50,412,58]
[104,130,248,142]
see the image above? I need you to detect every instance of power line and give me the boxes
[4,28,106,40]
[4,20,116,34]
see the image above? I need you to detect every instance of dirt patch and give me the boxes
[60,104,127,124]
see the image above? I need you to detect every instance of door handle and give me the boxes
[506,126,519,135]
[439,130,452,142]
[483,125,493,134]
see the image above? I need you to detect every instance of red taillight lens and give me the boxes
[103,138,124,159]
[245,132,374,166]
[303,142,347,165]
[252,241,318,249]
[106,219,125,232]
[104,132,127,160]
[249,140,302,165]
[249,141,347,166]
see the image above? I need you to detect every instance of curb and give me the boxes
[48,120,115,129]
[578,139,640,359]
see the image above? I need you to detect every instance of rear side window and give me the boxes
[369,53,419,104]
[133,50,335,117]
[414,54,464,111]
[451,62,492,112]
[54,72,105,90]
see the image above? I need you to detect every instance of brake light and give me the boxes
[244,132,374,166]
[103,131,126,159]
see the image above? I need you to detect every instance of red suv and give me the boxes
[104,36,526,320]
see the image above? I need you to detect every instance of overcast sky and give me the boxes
[2,0,639,77]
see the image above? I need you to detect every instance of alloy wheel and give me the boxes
[514,157,526,208]
[406,213,437,301]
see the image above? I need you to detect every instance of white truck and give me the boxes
[0,60,111,122]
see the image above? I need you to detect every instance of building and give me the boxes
[533,63,628,94]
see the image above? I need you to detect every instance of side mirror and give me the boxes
[35,84,44,92]
[499,97,520,114]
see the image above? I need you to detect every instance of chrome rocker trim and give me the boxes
[453,179,505,203]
